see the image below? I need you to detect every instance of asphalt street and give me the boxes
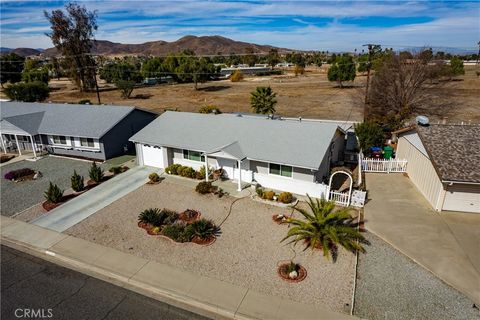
[1,245,210,320]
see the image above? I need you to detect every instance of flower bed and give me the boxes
[277,262,307,283]
[4,168,38,182]
[272,213,289,224]
[137,208,218,245]
[254,187,297,206]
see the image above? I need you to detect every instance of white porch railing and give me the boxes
[329,190,350,206]
[360,157,407,173]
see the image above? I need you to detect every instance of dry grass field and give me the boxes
[2,66,479,123]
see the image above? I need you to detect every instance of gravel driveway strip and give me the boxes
[66,180,357,314]
[0,156,103,216]
[354,232,480,320]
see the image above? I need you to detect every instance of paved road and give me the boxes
[32,166,158,232]
[1,245,210,320]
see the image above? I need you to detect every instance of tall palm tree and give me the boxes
[282,196,368,261]
[250,86,277,115]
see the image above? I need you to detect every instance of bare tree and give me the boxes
[368,53,441,129]
[44,3,97,91]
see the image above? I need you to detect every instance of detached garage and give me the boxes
[395,124,480,213]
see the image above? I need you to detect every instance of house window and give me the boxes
[183,149,205,162]
[80,137,95,148]
[52,135,67,145]
[269,163,292,177]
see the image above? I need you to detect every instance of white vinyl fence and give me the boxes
[329,190,350,206]
[360,157,407,173]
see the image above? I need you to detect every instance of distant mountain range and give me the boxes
[2,35,292,57]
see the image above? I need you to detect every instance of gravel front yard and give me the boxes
[354,232,480,320]
[66,180,357,314]
[0,157,104,216]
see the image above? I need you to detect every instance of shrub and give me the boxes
[198,105,221,114]
[4,168,34,180]
[196,181,213,194]
[180,166,196,178]
[286,261,299,273]
[89,161,104,183]
[255,186,264,198]
[148,172,160,183]
[138,208,179,227]
[278,192,293,204]
[354,122,384,154]
[44,182,63,203]
[71,170,84,192]
[109,166,123,174]
[294,65,305,76]
[138,208,162,225]
[162,224,189,242]
[263,190,275,201]
[4,81,50,102]
[230,70,244,82]
[165,164,181,175]
[189,218,217,240]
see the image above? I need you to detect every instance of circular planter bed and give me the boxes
[179,209,201,223]
[42,201,62,211]
[146,180,161,185]
[277,263,307,283]
[191,236,216,246]
[272,214,288,224]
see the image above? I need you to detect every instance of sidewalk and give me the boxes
[31,166,159,232]
[1,217,356,320]
[364,173,480,305]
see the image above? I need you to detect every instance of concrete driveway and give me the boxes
[32,166,158,233]
[364,173,480,305]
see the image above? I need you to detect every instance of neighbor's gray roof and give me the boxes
[130,111,342,169]
[0,102,137,138]
[416,124,480,183]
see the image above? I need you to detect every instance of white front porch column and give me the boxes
[204,155,209,182]
[237,159,242,191]
[0,134,6,154]
[30,135,37,158]
[14,134,21,155]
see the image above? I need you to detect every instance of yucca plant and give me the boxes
[189,218,217,240]
[282,195,368,261]
[71,170,84,192]
[89,161,104,183]
[44,182,64,203]
[138,208,162,226]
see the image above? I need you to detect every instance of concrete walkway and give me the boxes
[364,173,480,304]
[1,217,355,320]
[32,166,158,232]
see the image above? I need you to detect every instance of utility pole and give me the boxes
[362,43,379,122]
[93,63,101,105]
[476,41,480,65]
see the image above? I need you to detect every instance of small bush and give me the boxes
[89,161,104,183]
[109,166,123,174]
[255,186,264,198]
[138,208,179,227]
[189,218,217,240]
[162,224,190,242]
[196,181,213,194]
[278,192,293,204]
[180,166,196,178]
[286,261,299,273]
[198,105,221,114]
[148,172,160,183]
[165,164,181,175]
[138,208,162,225]
[71,170,84,192]
[294,65,305,76]
[4,168,34,180]
[230,70,244,82]
[4,81,50,102]
[175,165,186,175]
[263,190,275,201]
[44,182,63,203]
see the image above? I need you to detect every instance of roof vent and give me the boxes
[416,115,429,126]
[299,116,302,122]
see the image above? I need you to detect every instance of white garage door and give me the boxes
[141,145,164,168]
[443,184,480,213]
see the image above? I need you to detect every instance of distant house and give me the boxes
[130,111,346,197]
[220,66,271,77]
[0,102,157,160]
[394,124,480,213]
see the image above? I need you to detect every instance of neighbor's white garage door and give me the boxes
[141,145,164,168]
[443,184,480,213]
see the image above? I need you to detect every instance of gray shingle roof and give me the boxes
[0,102,136,138]
[130,111,342,169]
[416,124,480,183]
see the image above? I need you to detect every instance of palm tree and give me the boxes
[250,86,277,115]
[282,196,368,261]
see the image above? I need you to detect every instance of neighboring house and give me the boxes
[394,124,480,213]
[0,102,157,161]
[130,111,346,197]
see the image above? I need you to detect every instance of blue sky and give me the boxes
[1,1,479,52]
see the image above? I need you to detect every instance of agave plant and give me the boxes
[189,218,217,240]
[138,208,162,226]
[282,195,367,261]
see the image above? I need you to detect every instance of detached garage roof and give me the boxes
[0,102,143,138]
[130,111,342,169]
[416,124,480,183]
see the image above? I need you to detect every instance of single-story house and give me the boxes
[0,102,157,161]
[130,111,346,197]
[395,124,480,213]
